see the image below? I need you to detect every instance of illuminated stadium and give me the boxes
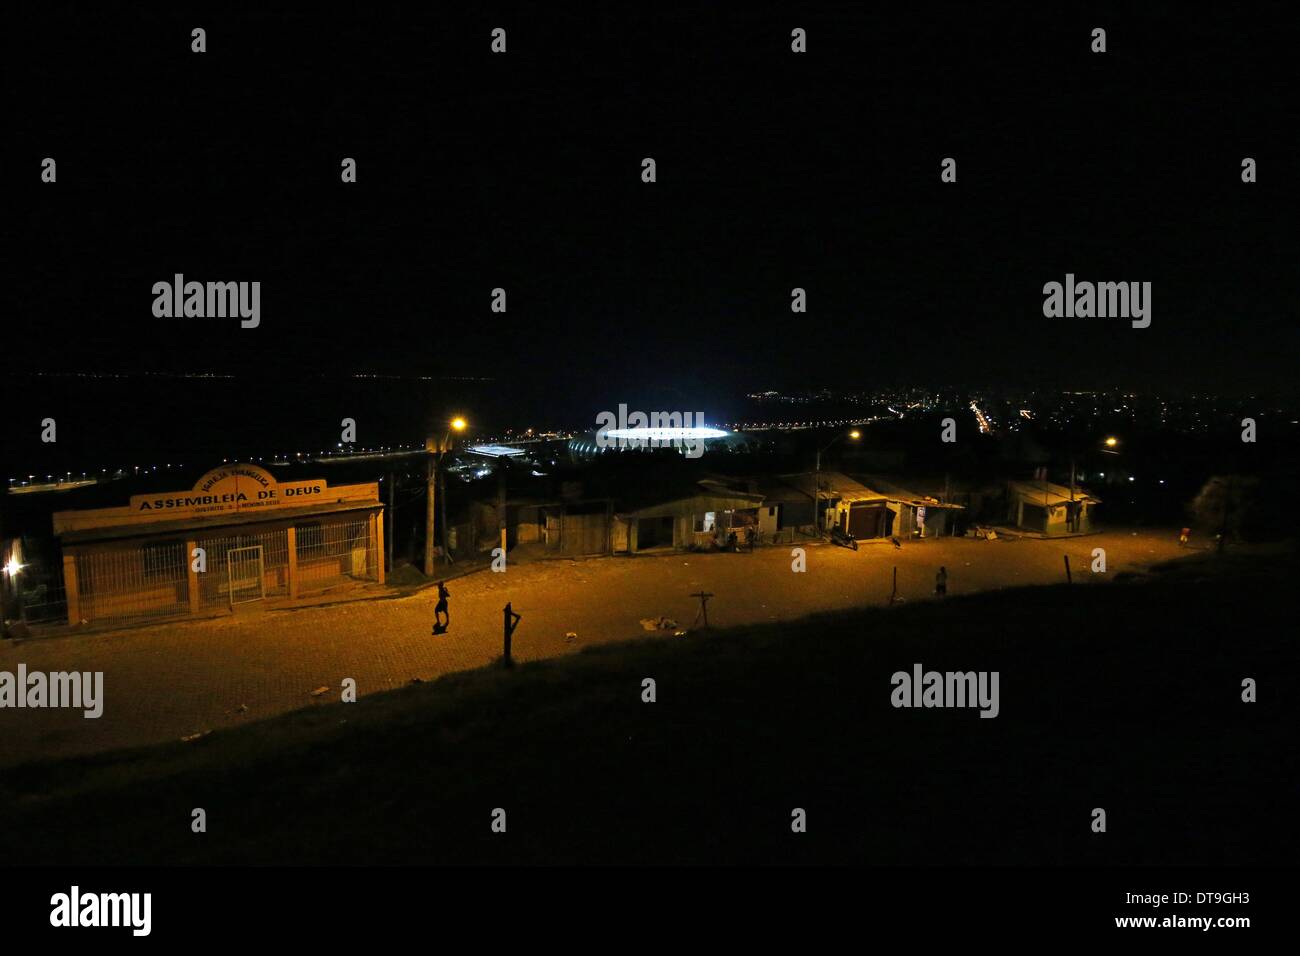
[567,426,747,460]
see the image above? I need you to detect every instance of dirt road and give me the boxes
[0,529,1190,766]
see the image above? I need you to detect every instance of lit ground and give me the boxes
[0,529,1193,766]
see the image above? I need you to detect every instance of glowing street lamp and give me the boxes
[813,428,861,537]
[1,555,22,631]
[425,416,470,575]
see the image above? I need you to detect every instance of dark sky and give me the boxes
[8,3,1300,397]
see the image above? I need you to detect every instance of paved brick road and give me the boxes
[0,530,1190,766]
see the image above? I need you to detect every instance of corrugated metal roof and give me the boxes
[1009,480,1101,506]
[852,474,964,509]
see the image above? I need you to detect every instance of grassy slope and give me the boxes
[1,553,1295,865]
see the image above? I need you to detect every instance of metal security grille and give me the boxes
[75,541,188,628]
[9,560,67,624]
[295,516,377,591]
[198,529,289,608]
[226,545,265,605]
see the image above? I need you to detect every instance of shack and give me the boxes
[1007,480,1100,535]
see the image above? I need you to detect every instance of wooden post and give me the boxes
[1063,554,1072,584]
[690,590,714,629]
[890,566,897,605]
[185,538,201,614]
[287,526,299,600]
[424,450,437,576]
[62,550,81,626]
[375,510,386,585]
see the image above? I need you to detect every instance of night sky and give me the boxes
[8,3,1299,400]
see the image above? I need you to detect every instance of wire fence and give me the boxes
[75,540,188,628]
[198,530,290,608]
[295,516,379,591]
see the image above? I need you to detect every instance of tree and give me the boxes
[1189,475,1261,550]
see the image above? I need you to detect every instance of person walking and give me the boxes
[935,566,948,598]
[432,581,450,635]
[1179,527,1190,547]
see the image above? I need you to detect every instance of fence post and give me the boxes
[185,539,201,614]
[63,550,81,626]
[286,526,299,600]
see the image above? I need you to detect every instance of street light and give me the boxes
[813,429,861,538]
[1,555,22,632]
[424,416,469,576]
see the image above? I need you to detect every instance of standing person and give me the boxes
[746,525,756,552]
[432,581,450,634]
[1179,527,1190,547]
[935,566,948,598]
[503,602,522,667]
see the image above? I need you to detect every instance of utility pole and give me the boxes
[497,459,508,558]
[440,464,453,565]
[423,447,438,577]
[423,418,469,575]
[812,428,861,539]
[1069,455,1076,531]
[812,447,821,536]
